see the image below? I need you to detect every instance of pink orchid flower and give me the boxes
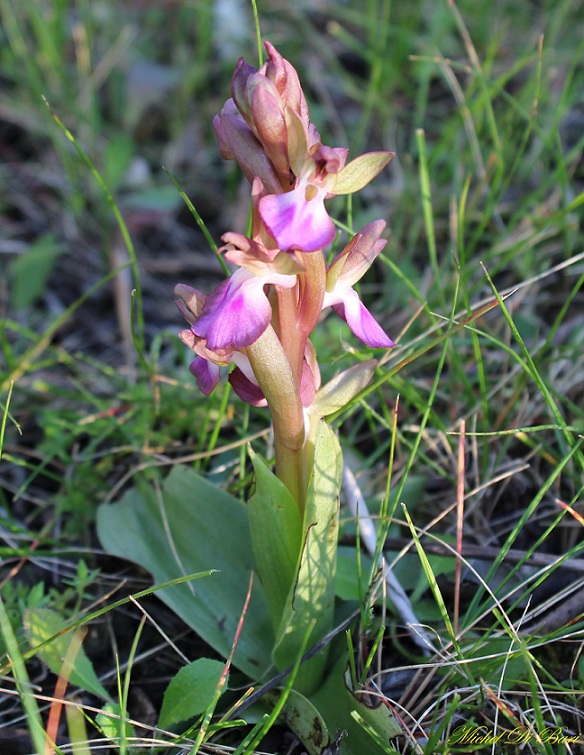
[258,111,394,252]
[175,283,268,402]
[322,220,394,349]
[190,232,302,352]
[259,145,346,252]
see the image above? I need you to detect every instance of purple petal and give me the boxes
[259,186,335,252]
[264,41,310,127]
[330,289,393,349]
[189,357,220,395]
[213,104,282,194]
[229,368,267,407]
[192,269,273,351]
[250,79,289,177]
[300,357,318,407]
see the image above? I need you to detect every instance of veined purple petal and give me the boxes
[263,41,309,127]
[189,357,220,395]
[229,368,267,407]
[193,269,273,351]
[249,78,289,178]
[213,103,283,194]
[325,288,393,349]
[193,267,296,351]
[259,185,335,252]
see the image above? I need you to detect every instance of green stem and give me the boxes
[248,253,326,512]
[246,327,306,511]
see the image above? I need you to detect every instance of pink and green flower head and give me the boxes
[178,42,395,417]
[214,41,395,254]
[214,42,317,193]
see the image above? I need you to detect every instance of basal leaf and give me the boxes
[266,688,331,755]
[96,465,273,679]
[310,655,401,754]
[248,448,303,630]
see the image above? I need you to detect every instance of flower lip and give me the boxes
[259,182,335,252]
[190,254,298,352]
[191,269,274,351]
[259,147,346,252]
[329,295,394,349]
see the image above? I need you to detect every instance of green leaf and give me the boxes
[8,234,65,310]
[310,360,377,419]
[335,546,374,602]
[159,658,226,728]
[266,688,331,755]
[310,655,401,754]
[248,449,303,631]
[96,466,273,679]
[273,421,342,693]
[334,152,395,195]
[23,607,111,701]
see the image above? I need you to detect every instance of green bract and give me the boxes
[334,152,395,195]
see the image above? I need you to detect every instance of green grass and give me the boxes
[1,0,584,752]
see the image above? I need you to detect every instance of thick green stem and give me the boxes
[248,253,326,512]
[297,251,325,487]
[246,327,306,511]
